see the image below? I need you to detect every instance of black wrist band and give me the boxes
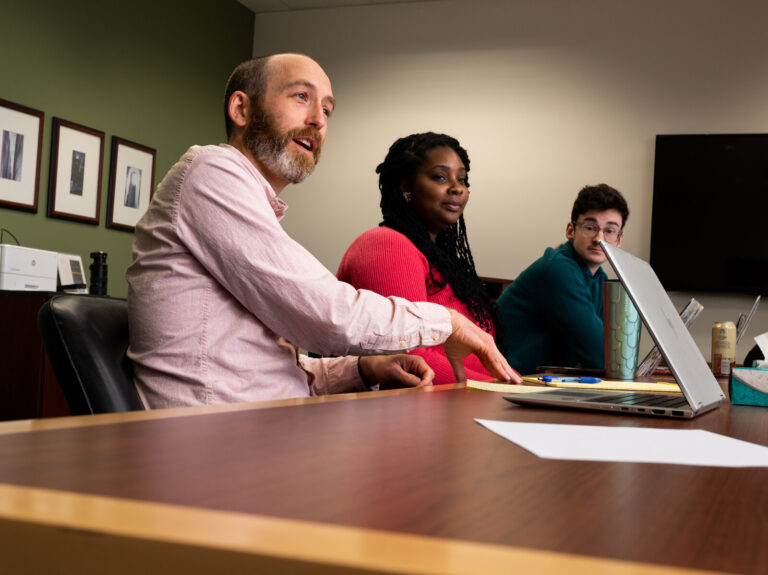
[357,357,376,389]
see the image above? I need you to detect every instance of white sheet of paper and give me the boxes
[754,331,768,359]
[476,419,768,468]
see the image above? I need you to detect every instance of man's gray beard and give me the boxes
[245,111,317,184]
[255,142,314,184]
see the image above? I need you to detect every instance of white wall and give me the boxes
[252,0,768,361]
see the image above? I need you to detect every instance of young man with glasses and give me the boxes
[496,184,629,374]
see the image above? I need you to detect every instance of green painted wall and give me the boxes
[0,0,253,297]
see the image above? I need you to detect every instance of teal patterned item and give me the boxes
[730,368,768,407]
[603,280,642,380]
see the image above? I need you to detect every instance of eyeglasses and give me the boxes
[572,221,622,243]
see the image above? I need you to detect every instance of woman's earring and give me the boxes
[403,191,412,203]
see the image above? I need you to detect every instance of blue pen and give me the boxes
[540,376,603,384]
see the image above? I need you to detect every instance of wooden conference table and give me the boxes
[0,384,765,574]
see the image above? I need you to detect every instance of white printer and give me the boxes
[0,244,58,292]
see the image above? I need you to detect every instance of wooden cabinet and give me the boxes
[1,292,69,421]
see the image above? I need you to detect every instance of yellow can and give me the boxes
[711,321,736,376]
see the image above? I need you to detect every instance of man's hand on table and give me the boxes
[442,308,522,384]
[359,355,435,390]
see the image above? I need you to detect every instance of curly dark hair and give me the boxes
[571,183,629,228]
[376,132,499,336]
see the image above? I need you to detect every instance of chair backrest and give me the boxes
[38,294,145,415]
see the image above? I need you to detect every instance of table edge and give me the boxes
[0,383,467,436]
[0,483,722,575]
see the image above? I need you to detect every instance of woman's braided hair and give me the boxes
[376,132,499,336]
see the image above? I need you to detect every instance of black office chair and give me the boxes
[38,294,145,415]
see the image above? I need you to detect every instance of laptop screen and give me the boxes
[600,241,725,412]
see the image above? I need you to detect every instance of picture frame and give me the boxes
[107,136,156,231]
[0,97,44,212]
[57,252,88,294]
[47,117,104,224]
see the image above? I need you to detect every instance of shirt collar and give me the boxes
[223,144,289,220]
[269,195,288,220]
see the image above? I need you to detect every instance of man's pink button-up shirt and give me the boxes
[127,145,452,408]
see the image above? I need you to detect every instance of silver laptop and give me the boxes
[505,241,726,418]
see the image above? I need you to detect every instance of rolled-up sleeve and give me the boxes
[299,355,367,395]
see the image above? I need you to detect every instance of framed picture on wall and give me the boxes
[0,98,44,212]
[47,117,104,224]
[107,136,156,231]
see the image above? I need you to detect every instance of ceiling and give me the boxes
[237,0,430,14]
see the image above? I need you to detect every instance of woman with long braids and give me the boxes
[338,132,505,383]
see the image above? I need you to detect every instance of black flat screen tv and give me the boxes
[650,134,768,295]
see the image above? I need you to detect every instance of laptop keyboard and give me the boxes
[587,392,688,408]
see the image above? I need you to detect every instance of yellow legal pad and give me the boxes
[467,378,681,394]
[467,381,556,394]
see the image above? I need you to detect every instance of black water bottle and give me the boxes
[89,251,108,296]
